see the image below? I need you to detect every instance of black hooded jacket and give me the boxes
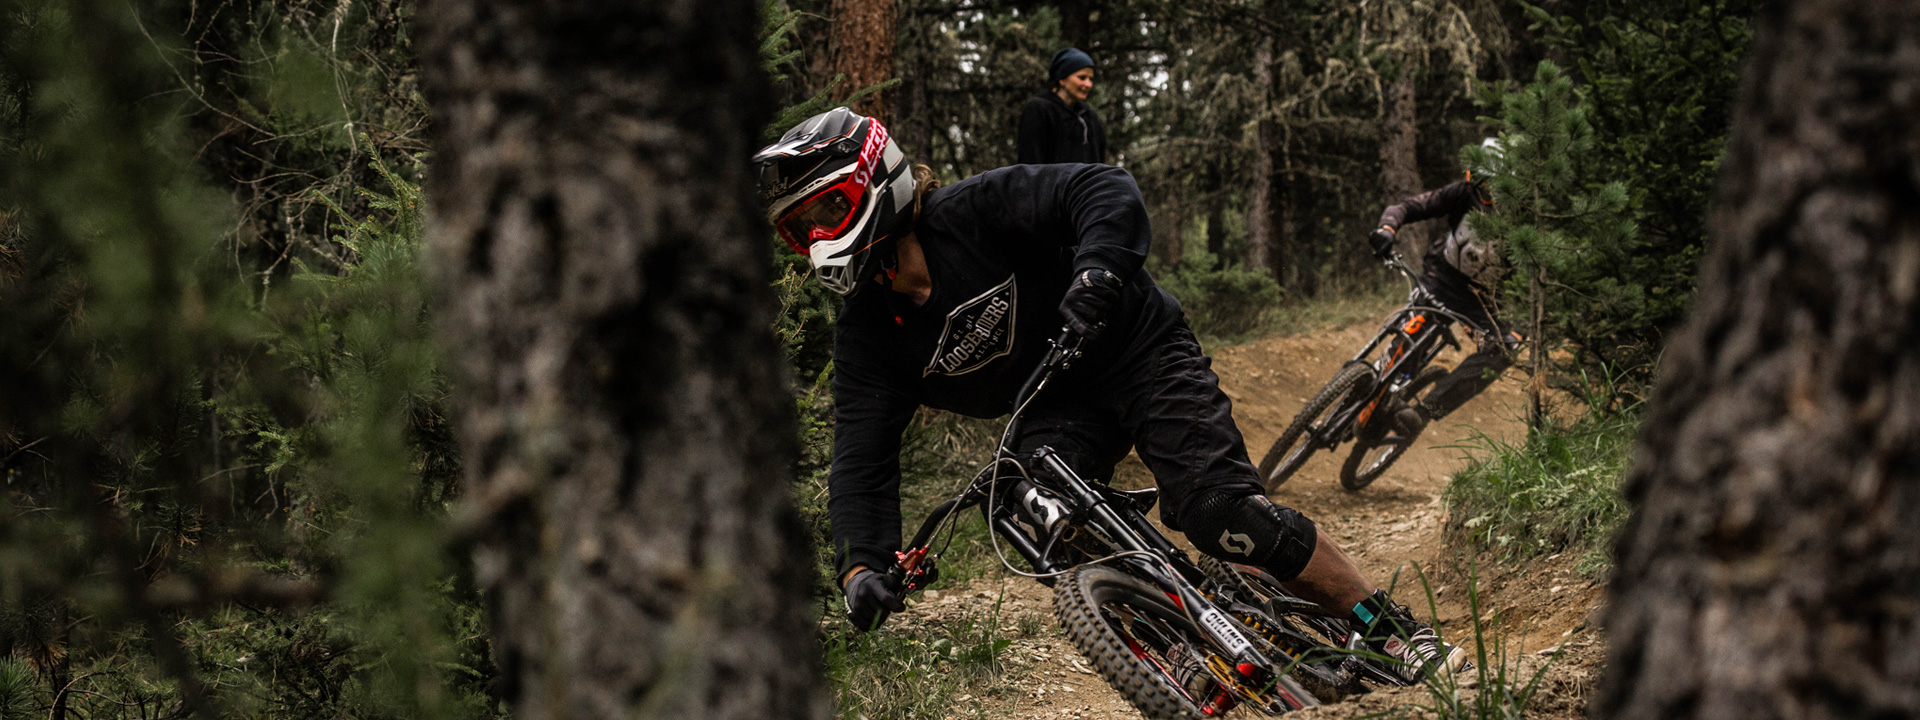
[827,163,1179,575]
[1017,90,1108,165]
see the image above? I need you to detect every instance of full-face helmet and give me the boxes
[1466,137,1503,205]
[753,108,917,296]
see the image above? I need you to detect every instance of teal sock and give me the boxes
[1351,590,1397,639]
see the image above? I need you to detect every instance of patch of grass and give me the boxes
[1441,411,1635,575]
[821,587,1024,720]
[810,407,1035,719]
[1415,561,1561,720]
[1198,276,1404,349]
[1259,280,1404,340]
[1151,245,1406,348]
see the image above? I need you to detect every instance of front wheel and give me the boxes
[1339,365,1447,491]
[1258,363,1375,489]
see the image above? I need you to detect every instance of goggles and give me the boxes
[775,180,866,255]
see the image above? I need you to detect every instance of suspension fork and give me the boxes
[1349,321,1455,431]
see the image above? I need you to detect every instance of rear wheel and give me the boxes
[1195,557,1363,701]
[1258,363,1375,489]
[1339,365,1447,491]
[1055,565,1318,718]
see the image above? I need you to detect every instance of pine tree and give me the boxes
[1465,60,1636,425]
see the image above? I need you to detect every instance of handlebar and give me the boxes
[880,328,1086,604]
[1005,328,1087,450]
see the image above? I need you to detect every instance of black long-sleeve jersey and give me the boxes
[827,163,1182,575]
[1377,180,1503,288]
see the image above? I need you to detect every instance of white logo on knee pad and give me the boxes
[1219,530,1255,556]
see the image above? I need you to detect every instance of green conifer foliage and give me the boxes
[0,2,488,717]
[1540,0,1757,388]
[1465,60,1637,422]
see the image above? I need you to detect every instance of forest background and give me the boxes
[0,0,1755,718]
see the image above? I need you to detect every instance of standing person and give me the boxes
[1367,139,1523,437]
[1017,48,1108,164]
[754,107,1466,684]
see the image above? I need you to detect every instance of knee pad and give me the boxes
[1179,488,1319,581]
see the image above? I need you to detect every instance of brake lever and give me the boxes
[1048,329,1088,370]
[888,546,940,597]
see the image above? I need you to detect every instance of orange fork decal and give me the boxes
[1402,313,1427,335]
[1357,398,1381,428]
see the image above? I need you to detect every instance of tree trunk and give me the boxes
[416,1,827,719]
[1056,0,1099,50]
[898,36,934,162]
[49,602,67,720]
[1248,39,1274,276]
[1278,158,1305,296]
[1163,209,1184,267]
[1597,1,1920,718]
[1527,266,1545,429]
[830,0,897,123]
[1206,204,1226,268]
[1379,67,1424,267]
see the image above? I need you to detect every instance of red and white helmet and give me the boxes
[754,108,917,296]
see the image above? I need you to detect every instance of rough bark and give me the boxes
[829,0,897,123]
[1056,0,1099,50]
[1163,210,1184,267]
[1276,161,1305,296]
[1379,67,1424,265]
[1206,205,1226,268]
[416,1,827,719]
[1248,39,1275,276]
[1251,37,1299,290]
[899,40,934,160]
[1597,1,1920,718]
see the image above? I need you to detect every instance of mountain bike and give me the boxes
[876,328,1397,718]
[1256,254,1477,491]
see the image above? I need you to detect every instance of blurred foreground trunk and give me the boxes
[417,1,826,718]
[1598,0,1920,717]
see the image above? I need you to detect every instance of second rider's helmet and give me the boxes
[753,108,917,296]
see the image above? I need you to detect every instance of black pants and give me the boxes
[1013,323,1265,530]
[1419,264,1516,418]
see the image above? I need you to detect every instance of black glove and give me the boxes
[1059,268,1125,340]
[843,569,905,632]
[1367,226,1397,260]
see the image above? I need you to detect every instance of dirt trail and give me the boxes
[899,315,1606,719]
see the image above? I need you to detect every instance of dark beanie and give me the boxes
[1049,48,1094,83]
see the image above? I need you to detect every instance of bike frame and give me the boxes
[1308,256,1473,448]
[887,330,1288,700]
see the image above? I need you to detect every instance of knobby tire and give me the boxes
[1338,364,1447,491]
[1257,363,1375,490]
[1056,565,1209,719]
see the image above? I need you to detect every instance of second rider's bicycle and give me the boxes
[1256,254,1480,492]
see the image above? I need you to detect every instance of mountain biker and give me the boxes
[1367,139,1522,437]
[754,107,1467,683]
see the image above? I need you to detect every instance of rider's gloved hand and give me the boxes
[1367,226,1397,260]
[843,568,906,632]
[1059,268,1125,340]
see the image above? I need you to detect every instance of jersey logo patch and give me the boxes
[924,276,1017,377]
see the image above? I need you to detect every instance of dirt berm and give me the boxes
[892,316,1607,720]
